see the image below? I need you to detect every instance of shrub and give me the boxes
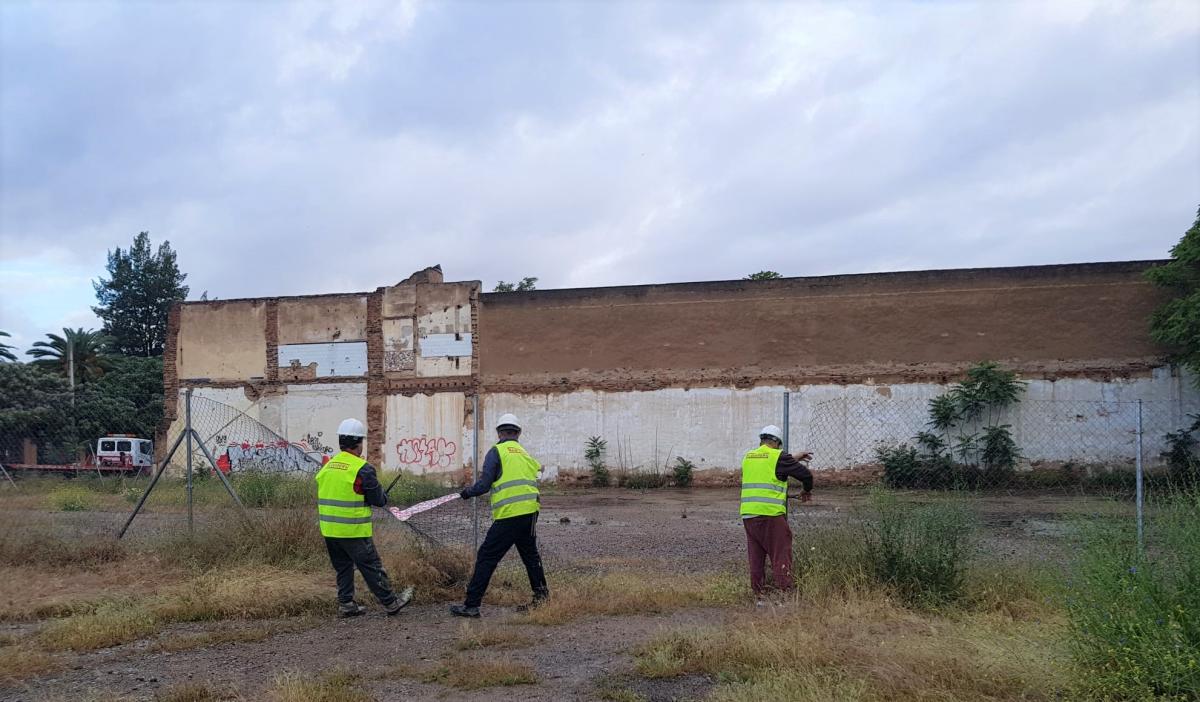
[1066,489,1200,699]
[380,470,447,506]
[231,470,312,508]
[585,436,610,487]
[860,490,974,607]
[672,457,695,487]
[47,485,93,512]
[623,472,669,490]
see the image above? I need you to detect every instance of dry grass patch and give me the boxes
[381,656,538,690]
[37,602,157,652]
[517,570,745,625]
[0,640,61,682]
[152,566,328,622]
[454,621,535,650]
[635,593,1070,701]
[155,682,241,701]
[155,618,317,653]
[267,670,374,702]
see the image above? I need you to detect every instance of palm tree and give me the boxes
[0,331,15,362]
[26,328,112,385]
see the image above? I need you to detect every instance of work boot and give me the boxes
[338,601,366,618]
[385,587,414,616]
[449,604,481,618]
[515,589,550,613]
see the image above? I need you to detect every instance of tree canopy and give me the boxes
[1146,207,1200,382]
[93,231,189,356]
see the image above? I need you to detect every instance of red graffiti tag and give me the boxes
[395,436,458,471]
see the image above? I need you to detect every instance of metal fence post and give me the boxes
[1136,399,1144,555]
[782,391,790,453]
[186,388,194,534]
[472,394,480,550]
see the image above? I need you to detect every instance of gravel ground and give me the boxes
[1,488,1122,701]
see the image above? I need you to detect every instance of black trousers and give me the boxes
[464,512,548,607]
[324,536,397,606]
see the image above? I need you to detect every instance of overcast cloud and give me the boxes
[1,0,1198,351]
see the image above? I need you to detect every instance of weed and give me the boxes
[861,490,974,607]
[37,602,157,651]
[454,622,534,650]
[586,436,610,487]
[377,470,448,506]
[672,457,695,487]
[0,522,125,568]
[151,510,324,571]
[517,570,744,625]
[622,472,670,490]
[47,485,94,512]
[152,566,329,622]
[383,656,537,689]
[155,626,273,652]
[0,641,60,682]
[633,594,1069,700]
[268,669,374,702]
[231,471,312,508]
[1066,489,1200,700]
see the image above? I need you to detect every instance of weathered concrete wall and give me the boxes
[176,302,267,380]
[480,261,1167,393]
[484,367,1198,476]
[278,296,368,344]
[384,392,469,474]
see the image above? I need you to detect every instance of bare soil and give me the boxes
[1,488,1122,701]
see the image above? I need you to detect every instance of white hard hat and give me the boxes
[496,413,522,431]
[759,425,783,442]
[337,418,367,437]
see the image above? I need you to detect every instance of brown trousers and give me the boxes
[743,514,794,595]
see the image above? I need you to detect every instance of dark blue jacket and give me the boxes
[459,440,515,498]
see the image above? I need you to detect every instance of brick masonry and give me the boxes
[265,298,279,382]
[366,290,385,467]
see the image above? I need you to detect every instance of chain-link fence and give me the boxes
[804,396,1200,493]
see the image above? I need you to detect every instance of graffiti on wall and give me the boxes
[395,436,458,471]
[212,435,328,473]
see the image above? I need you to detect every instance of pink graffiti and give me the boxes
[395,436,458,471]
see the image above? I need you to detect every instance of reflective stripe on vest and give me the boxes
[491,441,540,520]
[741,446,786,517]
[315,451,373,538]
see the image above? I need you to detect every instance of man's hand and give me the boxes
[796,452,813,462]
[800,491,812,503]
[459,489,470,500]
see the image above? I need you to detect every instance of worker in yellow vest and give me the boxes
[741,425,813,602]
[450,413,548,618]
[316,418,413,618]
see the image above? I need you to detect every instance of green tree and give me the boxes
[746,271,783,280]
[0,331,15,362]
[0,363,70,463]
[493,277,538,292]
[26,328,112,385]
[79,355,164,440]
[1147,207,1200,382]
[92,231,189,356]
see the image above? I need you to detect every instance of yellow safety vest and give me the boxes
[490,441,540,520]
[740,446,786,517]
[315,451,373,538]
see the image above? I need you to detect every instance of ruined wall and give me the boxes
[479,261,1167,393]
[176,301,267,381]
[167,277,481,475]
[483,367,1197,476]
[384,392,470,475]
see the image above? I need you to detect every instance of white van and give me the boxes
[96,435,154,469]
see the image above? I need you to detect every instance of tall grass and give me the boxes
[860,489,975,607]
[1066,489,1200,700]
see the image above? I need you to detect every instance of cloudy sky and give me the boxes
[1,0,1198,351]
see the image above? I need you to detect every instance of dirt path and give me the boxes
[8,605,727,702]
